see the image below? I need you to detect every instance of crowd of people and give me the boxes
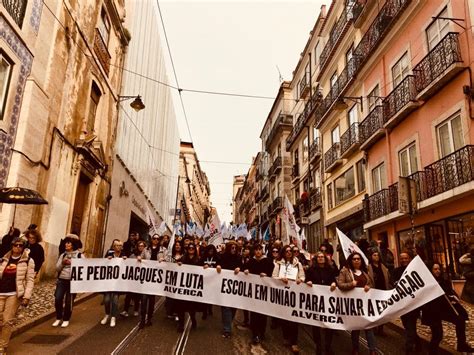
[0,227,473,354]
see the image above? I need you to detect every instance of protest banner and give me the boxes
[71,256,443,331]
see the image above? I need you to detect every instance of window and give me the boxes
[331,126,340,144]
[86,82,101,133]
[335,167,355,205]
[327,183,333,209]
[391,52,410,87]
[313,125,319,142]
[98,9,110,46]
[295,186,300,202]
[356,159,366,192]
[314,167,321,188]
[294,149,299,166]
[277,182,281,197]
[0,54,12,120]
[330,72,338,90]
[348,104,358,126]
[372,163,386,193]
[305,63,310,84]
[437,114,464,157]
[367,85,380,112]
[277,143,281,157]
[302,134,309,163]
[426,7,449,51]
[314,42,321,67]
[399,143,418,177]
[346,44,355,76]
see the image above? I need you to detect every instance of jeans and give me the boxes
[55,279,75,321]
[221,306,236,333]
[103,292,119,317]
[351,329,376,351]
[0,295,20,349]
[401,310,421,352]
[123,293,140,313]
[313,326,334,352]
[282,320,298,346]
[141,295,155,322]
[250,312,267,338]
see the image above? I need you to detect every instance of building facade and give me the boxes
[233,158,258,227]
[104,0,180,250]
[177,142,211,228]
[232,174,245,222]
[0,0,129,276]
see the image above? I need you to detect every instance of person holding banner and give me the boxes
[422,263,474,354]
[101,239,125,327]
[272,245,305,354]
[0,236,35,353]
[245,243,274,345]
[201,244,220,319]
[336,252,376,355]
[216,241,242,338]
[53,235,83,328]
[305,251,338,354]
[367,251,391,336]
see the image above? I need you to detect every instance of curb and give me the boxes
[12,293,98,338]
[386,321,455,354]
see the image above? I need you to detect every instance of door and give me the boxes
[71,173,91,236]
[426,223,448,269]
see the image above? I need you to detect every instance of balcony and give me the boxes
[261,185,269,201]
[319,1,365,72]
[382,75,420,129]
[94,29,111,75]
[413,32,463,101]
[315,0,411,128]
[359,106,384,151]
[270,197,283,215]
[299,73,310,98]
[291,164,300,182]
[298,199,311,218]
[353,0,377,28]
[310,188,322,211]
[268,156,282,180]
[324,143,343,173]
[309,137,321,163]
[3,0,27,28]
[266,114,293,150]
[340,123,360,158]
[363,183,399,222]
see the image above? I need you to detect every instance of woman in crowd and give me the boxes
[0,228,20,258]
[0,236,35,353]
[337,252,375,355]
[164,240,184,320]
[101,239,125,327]
[422,263,474,354]
[306,251,338,354]
[216,241,242,338]
[367,250,391,335]
[24,229,45,275]
[244,243,274,344]
[141,235,161,328]
[122,240,150,318]
[176,242,200,332]
[53,234,83,328]
[272,244,305,354]
[241,244,252,327]
[200,244,220,319]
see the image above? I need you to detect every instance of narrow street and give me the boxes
[6,294,451,355]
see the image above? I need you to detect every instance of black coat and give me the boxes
[247,256,274,276]
[219,253,242,271]
[305,265,338,286]
[27,243,45,273]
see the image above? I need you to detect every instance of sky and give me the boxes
[158,0,326,223]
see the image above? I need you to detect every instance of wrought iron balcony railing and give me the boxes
[324,142,341,172]
[359,106,384,148]
[94,28,111,75]
[268,156,282,178]
[299,199,311,217]
[2,0,27,28]
[363,183,398,222]
[309,137,321,161]
[266,114,292,150]
[261,185,269,200]
[310,188,322,211]
[299,72,310,98]
[319,1,365,71]
[315,0,411,128]
[413,32,462,95]
[340,122,360,157]
[271,197,283,214]
[382,75,418,126]
[291,164,300,180]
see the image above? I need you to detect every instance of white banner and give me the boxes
[71,256,443,330]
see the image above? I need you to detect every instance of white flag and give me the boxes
[156,221,167,236]
[146,207,159,237]
[336,228,369,265]
[282,195,301,247]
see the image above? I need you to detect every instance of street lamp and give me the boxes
[118,95,145,112]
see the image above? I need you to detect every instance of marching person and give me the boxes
[123,231,140,257]
[272,245,305,354]
[0,228,20,258]
[422,263,474,354]
[140,235,161,328]
[24,229,45,275]
[53,234,83,328]
[0,236,35,353]
[306,251,338,354]
[241,244,252,327]
[200,244,220,319]
[101,239,125,327]
[336,252,376,355]
[367,250,390,335]
[244,243,274,344]
[216,241,242,338]
[392,252,421,354]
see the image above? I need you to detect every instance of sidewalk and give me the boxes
[12,279,94,336]
[390,300,474,353]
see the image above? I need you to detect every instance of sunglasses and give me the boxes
[13,244,24,247]
[272,250,279,253]
[352,258,361,261]
[152,237,159,240]
[285,249,292,253]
